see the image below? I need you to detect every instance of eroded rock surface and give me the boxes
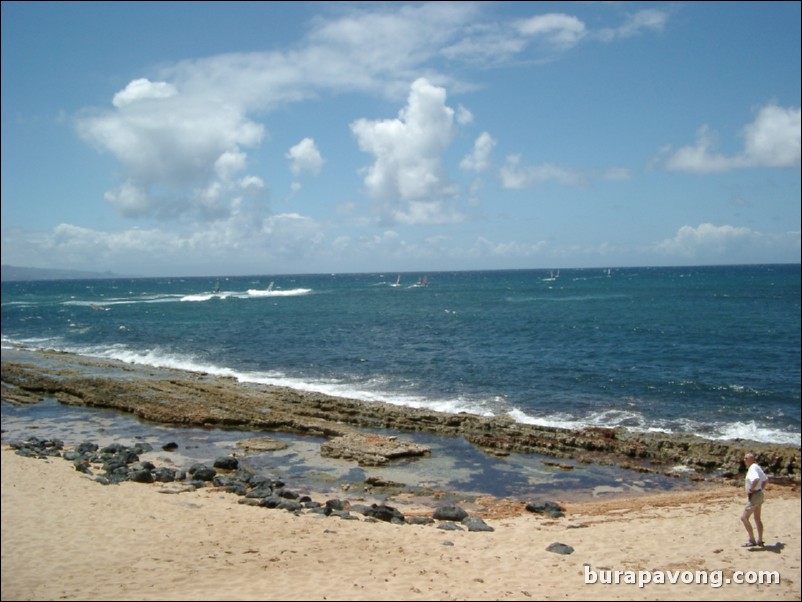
[320,432,430,465]
[2,353,799,482]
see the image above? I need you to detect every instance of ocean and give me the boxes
[2,264,800,448]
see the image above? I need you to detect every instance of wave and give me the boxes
[64,295,184,306]
[247,287,312,297]
[506,408,801,446]
[57,287,313,305]
[3,338,798,447]
[180,293,231,302]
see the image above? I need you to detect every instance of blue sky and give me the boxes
[2,1,800,277]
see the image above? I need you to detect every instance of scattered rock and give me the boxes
[433,505,468,522]
[525,501,565,518]
[462,516,494,532]
[8,436,504,536]
[213,456,239,470]
[546,542,574,555]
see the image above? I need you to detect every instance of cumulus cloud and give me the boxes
[655,223,753,256]
[659,103,801,173]
[41,3,683,274]
[102,180,154,218]
[653,223,800,262]
[72,5,481,228]
[286,138,324,176]
[460,132,496,172]
[350,78,463,225]
[112,78,177,107]
[77,86,265,222]
[239,175,265,190]
[73,3,672,228]
[215,150,248,181]
[455,104,474,125]
[742,104,801,167]
[260,213,325,257]
[1,208,326,276]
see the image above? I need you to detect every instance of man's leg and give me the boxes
[741,506,756,544]
[753,505,763,544]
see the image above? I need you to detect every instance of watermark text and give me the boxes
[583,565,780,588]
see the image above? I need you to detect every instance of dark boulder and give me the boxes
[433,505,468,521]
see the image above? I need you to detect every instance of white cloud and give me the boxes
[441,7,669,67]
[441,24,529,65]
[597,9,669,42]
[456,104,474,125]
[499,155,632,189]
[239,175,264,190]
[112,78,177,107]
[653,223,801,262]
[660,103,801,173]
[655,223,752,257]
[350,78,463,225]
[260,213,325,258]
[215,150,248,181]
[286,138,324,176]
[103,180,153,218]
[301,2,479,95]
[500,155,586,188]
[72,4,484,230]
[460,132,496,173]
[73,3,675,232]
[77,90,265,222]
[1,207,327,275]
[602,167,632,181]
[470,236,548,258]
[742,104,801,168]
[660,125,738,173]
[515,13,587,50]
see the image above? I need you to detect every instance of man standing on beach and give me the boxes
[741,452,768,547]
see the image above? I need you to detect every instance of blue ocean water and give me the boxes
[2,265,800,446]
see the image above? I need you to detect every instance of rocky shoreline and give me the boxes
[2,350,800,486]
[6,435,514,532]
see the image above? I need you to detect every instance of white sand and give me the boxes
[2,448,799,601]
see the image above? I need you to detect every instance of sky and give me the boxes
[1,1,800,277]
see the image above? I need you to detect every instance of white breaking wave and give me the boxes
[506,407,801,446]
[3,339,798,447]
[180,293,230,302]
[710,421,801,446]
[58,287,312,305]
[247,288,312,297]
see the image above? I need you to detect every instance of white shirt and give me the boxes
[745,463,768,494]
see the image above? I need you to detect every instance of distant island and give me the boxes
[1,265,127,282]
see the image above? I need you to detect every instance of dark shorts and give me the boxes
[745,489,764,510]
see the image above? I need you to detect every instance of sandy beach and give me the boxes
[2,350,801,600]
[2,446,799,601]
